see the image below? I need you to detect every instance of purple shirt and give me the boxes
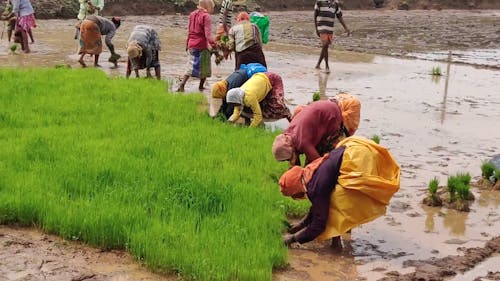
[295,146,345,244]
[285,100,342,164]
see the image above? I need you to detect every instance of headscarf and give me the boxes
[272,133,293,161]
[226,88,245,105]
[127,41,142,59]
[198,0,214,11]
[211,80,228,98]
[278,153,331,198]
[237,12,250,22]
[279,166,306,197]
[335,93,361,136]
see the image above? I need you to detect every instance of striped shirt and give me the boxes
[218,0,233,25]
[314,0,343,34]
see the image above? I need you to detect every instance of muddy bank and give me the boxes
[379,236,500,281]
[0,225,176,281]
[3,0,500,19]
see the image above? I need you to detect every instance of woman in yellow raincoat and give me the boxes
[226,72,291,127]
[279,136,400,247]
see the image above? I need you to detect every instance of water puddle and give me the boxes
[408,49,500,68]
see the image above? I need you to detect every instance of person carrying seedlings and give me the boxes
[1,0,17,42]
[11,0,36,53]
[272,93,361,167]
[226,72,291,127]
[279,136,400,248]
[314,0,351,73]
[77,15,121,68]
[211,68,249,119]
[75,0,105,40]
[126,25,162,80]
[215,0,233,41]
[228,11,266,71]
[176,0,216,92]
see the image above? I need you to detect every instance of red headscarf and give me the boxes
[237,12,250,22]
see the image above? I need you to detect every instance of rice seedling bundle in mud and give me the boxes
[423,172,474,212]
[422,177,442,206]
[0,68,295,280]
[479,160,500,189]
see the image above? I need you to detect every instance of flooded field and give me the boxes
[0,10,499,281]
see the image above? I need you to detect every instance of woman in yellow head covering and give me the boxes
[279,136,400,248]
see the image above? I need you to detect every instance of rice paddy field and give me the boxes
[0,68,308,280]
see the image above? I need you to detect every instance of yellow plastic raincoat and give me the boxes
[316,136,400,240]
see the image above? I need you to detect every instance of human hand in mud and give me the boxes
[283,234,296,247]
[288,223,304,234]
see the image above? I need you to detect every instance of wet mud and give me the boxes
[0,226,176,281]
[0,10,499,281]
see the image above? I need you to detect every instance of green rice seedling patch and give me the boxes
[0,68,294,280]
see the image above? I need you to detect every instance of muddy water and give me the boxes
[0,11,499,281]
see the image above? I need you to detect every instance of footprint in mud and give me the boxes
[384,216,402,227]
[389,201,412,213]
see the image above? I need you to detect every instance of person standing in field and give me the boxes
[75,0,105,39]
[78,15,121,67]
[11,0,36,53]
[1,0,17,42]
[228,12,266,71]
[314,0,351,73]
[215,0,233,41]
[177,0,216,92]
[126,25,162,80]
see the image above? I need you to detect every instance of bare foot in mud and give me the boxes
[78,59,86,68]
[176,87,184,93]
[324,67,330,73]
[94,64,102,68]
[315,65,321,70]
[331,236,342,250]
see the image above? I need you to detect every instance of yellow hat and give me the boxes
[127,42,142,59]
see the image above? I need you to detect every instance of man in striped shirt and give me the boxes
[314,0,351,73]
[215,0,233,41]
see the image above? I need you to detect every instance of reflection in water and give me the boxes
[477,190,500,208]
[423,205,440,233]
[440,51,452,124]
[443,209,468,236]
[317,71,329,100]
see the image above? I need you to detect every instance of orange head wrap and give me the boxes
[335,93,361,136]
[211,80,228,98]
[278,153,331,198]
[237,12,250,22]
[279,166,306,197]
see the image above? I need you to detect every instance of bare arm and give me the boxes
[337,16,351,35]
